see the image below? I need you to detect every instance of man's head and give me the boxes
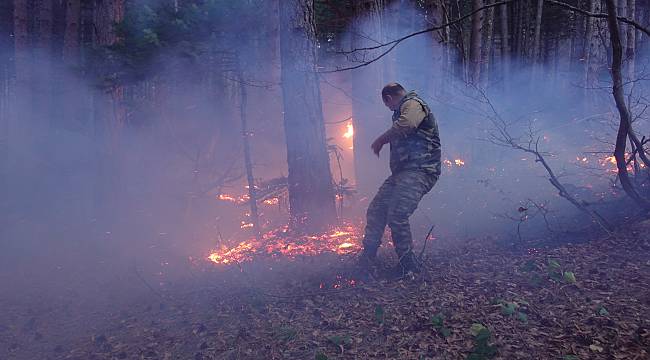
[381,83,406,111]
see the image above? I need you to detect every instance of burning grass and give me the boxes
[208,221,363,265]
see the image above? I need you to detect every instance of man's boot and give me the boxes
[355,248,379,280]
[357,248,378,269]
[398,251,421,275]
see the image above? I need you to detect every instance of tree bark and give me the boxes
[532,0,544,63]
[63,0,81,130]
[481,0,495,87]
[604,0,650,210]
[585,0,604,89]
[626,0,635,79]
[13,0,30,129]
[499,1,510,80]
[92,0,125,222]
[469,0,484,84]
[34,0,53,128]
[279,0,336,233]
[0,0,13,215]
[238,70,261,241]
[63,0,81,65]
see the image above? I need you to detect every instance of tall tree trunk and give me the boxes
[499,1,510,83]
[604,0,650,210]
[532,0,544,63]
[93,0,125,223]
[13,0,30,134]
[238,70,261,241]
[0,0,13,216]
[469,0,484,84]
[585,0,604,89]
[481,0,495,87]
[626,0,636,79]
[34,0,53,129]
[515,0,525,60]
[63,0,81,130]
[279,0,336,233]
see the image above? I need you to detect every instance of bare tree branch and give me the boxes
[478,87,613,233]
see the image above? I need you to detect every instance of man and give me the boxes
[358,83,441,275]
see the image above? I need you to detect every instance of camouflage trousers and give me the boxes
[362,169,437,259]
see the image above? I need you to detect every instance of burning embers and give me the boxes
[443,158,466,168]
[576,153,646,174]
[208,222,362,265]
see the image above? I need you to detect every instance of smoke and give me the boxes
[2,1,650,358]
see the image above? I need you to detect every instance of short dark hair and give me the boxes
[381,82,405,99]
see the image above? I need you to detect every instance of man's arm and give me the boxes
[371,100,426,156]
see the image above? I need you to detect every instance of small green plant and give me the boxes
[430,312,451,338]
[520,260,537,272]
[328,334,352,348]
[528,273,543,287]
[374,305,385,324]
[501,302,517,316]
[563,271,576,283]
[516,311,528,324]
[274,326,297,342]
[595,304,609,316]
[467,323,497,359]
[496,300,528,324]
[314,352,328,360]
[546,259,577,284]
[547,259,563,281]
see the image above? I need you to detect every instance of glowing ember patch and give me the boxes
[218,194,237,202]
[217,193,250,204]
[443,158,466,168]
[343,123,354,139]
[207,222,363,265]
[263,197,280,205]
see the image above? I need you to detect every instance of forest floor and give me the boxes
[2,220,649,360]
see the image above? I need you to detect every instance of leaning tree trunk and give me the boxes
[279,0,336,233]
[469,0,484,85]
[604,0,650,210]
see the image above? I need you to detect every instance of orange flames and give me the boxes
[208,222,362,265]
[343,123,354,139]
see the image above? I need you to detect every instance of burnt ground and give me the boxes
[1,221,649,360]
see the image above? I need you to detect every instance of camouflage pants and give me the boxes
[363,169,438,258]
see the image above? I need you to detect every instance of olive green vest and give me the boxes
[389,91,441,176]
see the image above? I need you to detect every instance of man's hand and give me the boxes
[371,138,384,156]
[371,133,389,157]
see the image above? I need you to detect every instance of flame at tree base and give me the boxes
[208,221,363,265]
